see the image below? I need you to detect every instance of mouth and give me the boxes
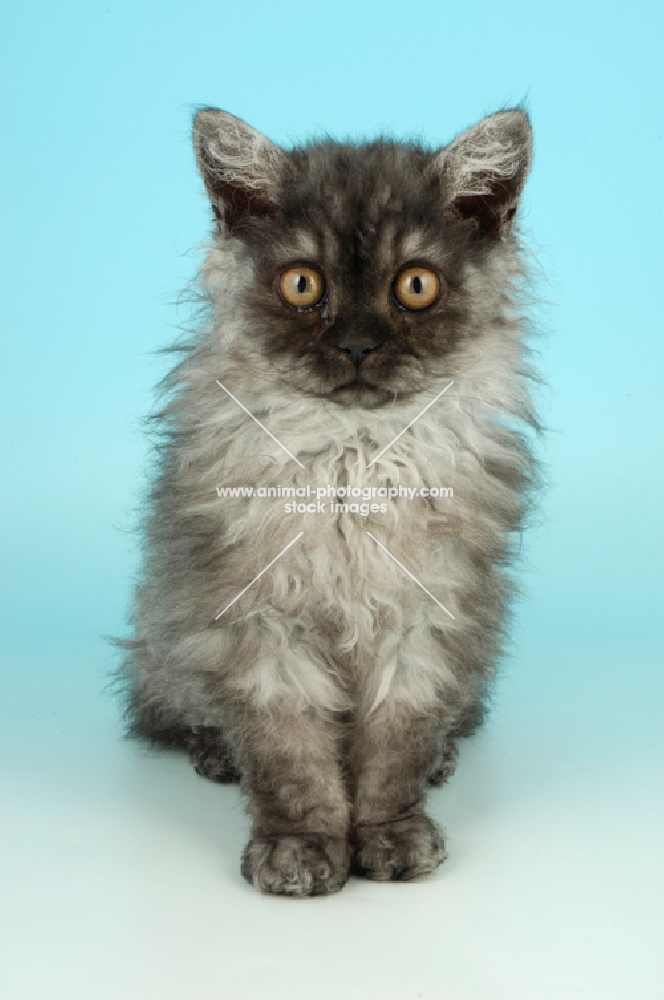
[327,378,395,409]
[332,378,379,392]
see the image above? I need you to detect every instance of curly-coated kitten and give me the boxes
[116,106,538,896]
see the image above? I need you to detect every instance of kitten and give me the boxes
[116,107,538,896]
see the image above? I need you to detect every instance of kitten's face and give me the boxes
[194,110,532,408]
[236,144,480,407]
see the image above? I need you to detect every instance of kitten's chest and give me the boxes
[295,444,454,601]
[213,399,472,626]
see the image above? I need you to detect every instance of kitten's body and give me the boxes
[117,110,538,895]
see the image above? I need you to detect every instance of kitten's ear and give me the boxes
[192,108,287,228]
[433,110,532,235]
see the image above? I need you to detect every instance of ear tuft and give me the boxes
[192,108,287,228]
[435,110,532,235]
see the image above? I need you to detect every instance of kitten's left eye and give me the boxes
[393,266,440,311]
[278,265,326,310]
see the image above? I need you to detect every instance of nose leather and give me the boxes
[339,343,379,367]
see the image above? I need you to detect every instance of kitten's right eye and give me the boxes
[278,265,326,310]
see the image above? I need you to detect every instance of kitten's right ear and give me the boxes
[192,108,287,229]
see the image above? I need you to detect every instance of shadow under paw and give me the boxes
[352,813,447,881]
[241,833,350,897]
[187,727,241,784]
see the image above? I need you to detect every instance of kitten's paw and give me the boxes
[188,728,241,784]
[427,739,459,786]
[352,813,447,881]
[241,833,350,897]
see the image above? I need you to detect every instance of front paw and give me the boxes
[352,813,447,881]
[241,833,350,897]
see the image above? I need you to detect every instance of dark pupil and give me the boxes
[412,276,423,294]
[296,274,308,294]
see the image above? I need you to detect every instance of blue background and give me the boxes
[1,3,662,998]
[2,0,662,654]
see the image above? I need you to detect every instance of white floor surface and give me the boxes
[2,643,663,1000]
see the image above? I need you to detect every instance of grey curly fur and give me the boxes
[114,107,539,896]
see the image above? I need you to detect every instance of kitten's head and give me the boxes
[193,108,532,408]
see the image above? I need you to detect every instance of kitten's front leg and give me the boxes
[350,710,447,881]
[234,707,351,897]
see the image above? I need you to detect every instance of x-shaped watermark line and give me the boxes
[366,380,454,468]
[214,531,304,619]
[216,380,305,468]
[213,528,454,622]
[213,377,456,621]
[217,378,454,472]
[365,531,455,619]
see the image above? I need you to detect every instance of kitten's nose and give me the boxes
[338,342,381,368]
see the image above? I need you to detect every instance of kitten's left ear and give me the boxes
[432,109,532,235]
[192,108,287,229]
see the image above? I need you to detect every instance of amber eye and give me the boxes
[278,265,326,310]
[393,266,440,311]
